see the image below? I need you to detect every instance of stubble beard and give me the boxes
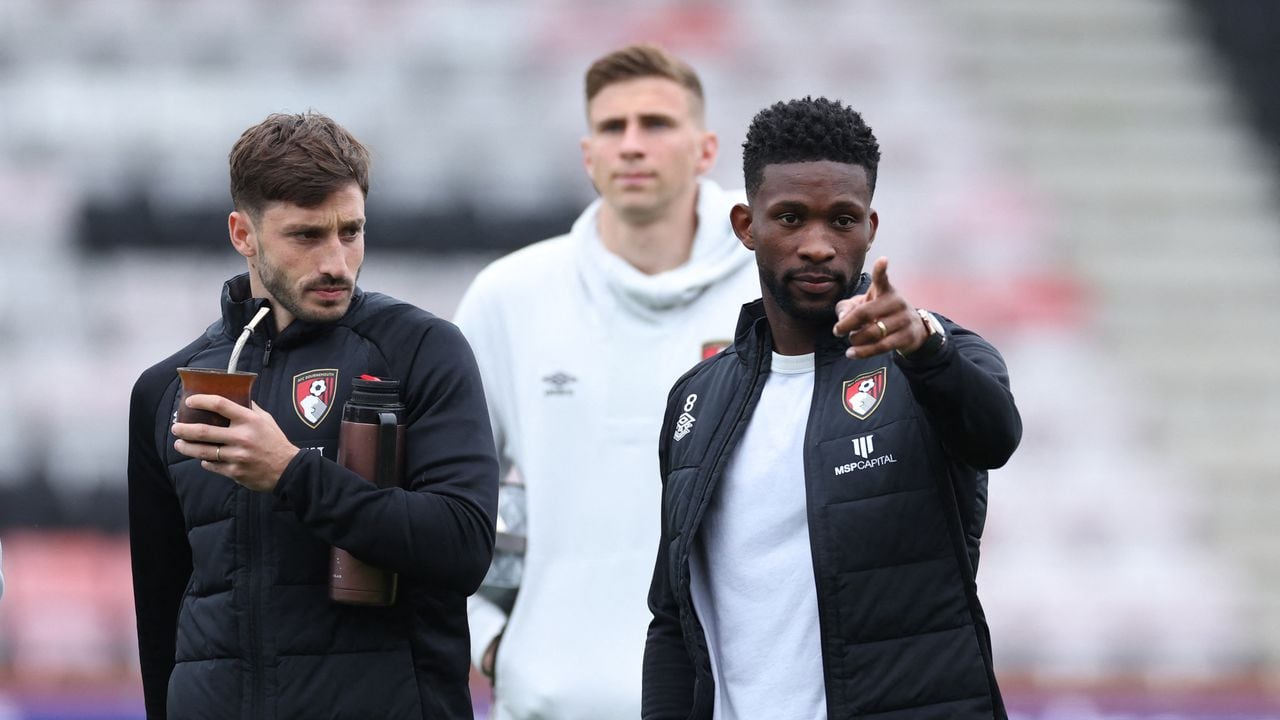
[256,253,357,325]
[760,268,859,332]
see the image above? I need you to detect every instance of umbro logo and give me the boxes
[543,371,577,396]
[673,393,698,441]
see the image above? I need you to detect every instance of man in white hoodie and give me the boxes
[454,44,759,719]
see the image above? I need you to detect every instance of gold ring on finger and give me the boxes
[876,320,888,339]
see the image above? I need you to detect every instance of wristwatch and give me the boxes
[899,308,946,358]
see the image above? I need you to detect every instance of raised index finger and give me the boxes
[870,256,892,295]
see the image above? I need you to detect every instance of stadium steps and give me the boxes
[936,0,1280,670]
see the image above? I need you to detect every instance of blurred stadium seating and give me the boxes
[0,1,1278,718]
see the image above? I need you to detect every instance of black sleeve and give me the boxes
[128,366,193,720]
[643,380,698,720]
[272,318,499,595]
[894,316,1022,469]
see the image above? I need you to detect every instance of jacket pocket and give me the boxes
[274,646,422,719]
[816,418,934,506]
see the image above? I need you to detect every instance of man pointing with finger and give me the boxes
[643,97,1022,719]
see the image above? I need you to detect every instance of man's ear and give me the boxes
[867,208,879,247]
[730,203,754,251]
[694,131,719,176]
[580,136,596,182]
[228,211,257,258]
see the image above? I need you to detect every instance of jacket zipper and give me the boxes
[248,336,272,717]
[248,492,264,717]
[687,347,764,540]
[803,348,839,709]
[679,333,768,675]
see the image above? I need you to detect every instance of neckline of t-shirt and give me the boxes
[770,351,815,375]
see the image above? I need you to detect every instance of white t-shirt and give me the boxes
[690,352,827,720]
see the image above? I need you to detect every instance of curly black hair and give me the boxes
[742,96,880,199]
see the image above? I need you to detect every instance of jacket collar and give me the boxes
[218,273,366,348]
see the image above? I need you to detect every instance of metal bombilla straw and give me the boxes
[227,306,271,373]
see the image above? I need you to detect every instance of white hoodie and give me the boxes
[455,180,760,720]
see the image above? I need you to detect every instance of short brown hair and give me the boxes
[584,44,705,120]
[229,111,371,219]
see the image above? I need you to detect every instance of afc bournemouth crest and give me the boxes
[294,369,338,428]
[701,340,731,360]
[842,367,887,420]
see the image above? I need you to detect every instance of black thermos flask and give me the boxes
[330,376,406,606]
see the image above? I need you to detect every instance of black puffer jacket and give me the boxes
[129,274,498,719]
[643,296,1021,720]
